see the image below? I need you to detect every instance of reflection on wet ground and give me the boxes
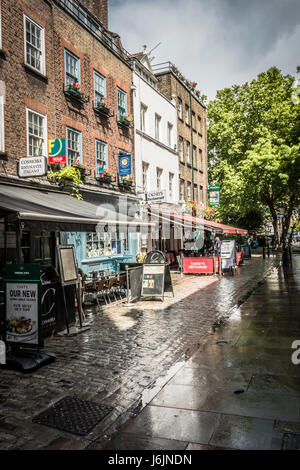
[99,256,300,450]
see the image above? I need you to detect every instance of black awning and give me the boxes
[0,183,153,232]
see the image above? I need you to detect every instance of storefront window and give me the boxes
[86,232,127,258]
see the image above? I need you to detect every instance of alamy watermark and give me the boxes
[291,340,300,365]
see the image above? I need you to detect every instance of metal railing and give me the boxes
[54,0,133,65]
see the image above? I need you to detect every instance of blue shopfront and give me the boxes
[60,190,140,274]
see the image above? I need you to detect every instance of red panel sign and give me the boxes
[236,252,243,265]
[183,257,214,274]
[48,155,66,164]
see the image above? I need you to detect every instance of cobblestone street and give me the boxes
[0,255,276,450]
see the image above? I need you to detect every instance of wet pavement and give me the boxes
[92,255,300,450]
[0,255,282,449]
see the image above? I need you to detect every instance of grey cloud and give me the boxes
[108,0,300,100]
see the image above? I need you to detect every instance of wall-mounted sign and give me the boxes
[147,190,166,203]
[4,264,43,348]
[48,139,66,164]
[208,186,220,206]
[118,154,131,175]
[18,156,47,178]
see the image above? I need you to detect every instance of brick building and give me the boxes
[0,0,142,275]
[152,62,208,210]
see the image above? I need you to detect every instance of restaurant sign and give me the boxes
[4,264,43,348]
[18,156,47,178]
[183,257,214,274]
[147,190,166,203]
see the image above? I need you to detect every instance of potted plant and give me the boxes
[101,169,112,183]
[121,175,133,186]
[95,96,110,115]
[195,89,201,97]
[66,82,82,99]
[118,114,132,127]
[48,166,83,199]
[71,160,86,180]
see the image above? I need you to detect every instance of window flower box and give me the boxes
[97,170,112,184]
[118,115,131,127]
[121,176,133,186]
[71,161,86,180]
[94,97,111,116]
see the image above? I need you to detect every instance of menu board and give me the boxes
[6,281,39,345]
[57,245,78,285]
[141,264,165,298]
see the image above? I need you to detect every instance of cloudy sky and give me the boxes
[109,0,300,102]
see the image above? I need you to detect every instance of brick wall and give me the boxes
[0,0,133,184]
[80,0,108,29]
[155,71,208,206]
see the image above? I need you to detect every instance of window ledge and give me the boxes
[0,49,6,60]
[180,160,185,165]
[178,117,184,123]
[23,63,48,83]
[185,123,190,128]
[198,132,203,137]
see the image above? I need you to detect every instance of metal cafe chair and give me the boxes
[95,278,108,307]
[105,276,118,303]
[115,273,127,301]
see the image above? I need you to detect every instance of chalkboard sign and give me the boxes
[141,264,165,298]
[57,245,78,286]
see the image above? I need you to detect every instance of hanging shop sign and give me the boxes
[208,186,220,206]
[141,264,165,299]
[48,138,66,164]
[18,156,47,178]
[4,264,43,348]
[118,154,131,176]
[147,190,166,203]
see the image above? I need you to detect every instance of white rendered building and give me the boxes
[131,52,179,208]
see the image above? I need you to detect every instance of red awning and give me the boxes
[152,210,248,235]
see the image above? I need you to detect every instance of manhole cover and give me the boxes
[281,433,300,450]
[32,395,113,436]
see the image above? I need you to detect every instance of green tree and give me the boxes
[208,67,300,243]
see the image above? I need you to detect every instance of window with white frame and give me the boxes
[185,104,189,124]
[66,127,82,165]
[140,103,147,132]
[193,145,197,167]
[24,15,45,75]
[180,179,184,201]
[199,148,203,170]
[178,97,182,119]
[187,182,191,200]
[142,162,148,191]
[95,139,108,174]
[169,172,174,200]
[155,114,161,141]
[186,141,190,164]
[94,70,106,106]
[167,122,173,147]
[64,49,80,88]
[200,185,203,202]
[117,88,127,119]
[179,136,184,162]
[0,94,4,152]
[156,167,163,190]
[26,109,47,156]
[194,184,198,201]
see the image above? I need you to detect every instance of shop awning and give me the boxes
[151,210,248,235]
[0,183,154,231]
